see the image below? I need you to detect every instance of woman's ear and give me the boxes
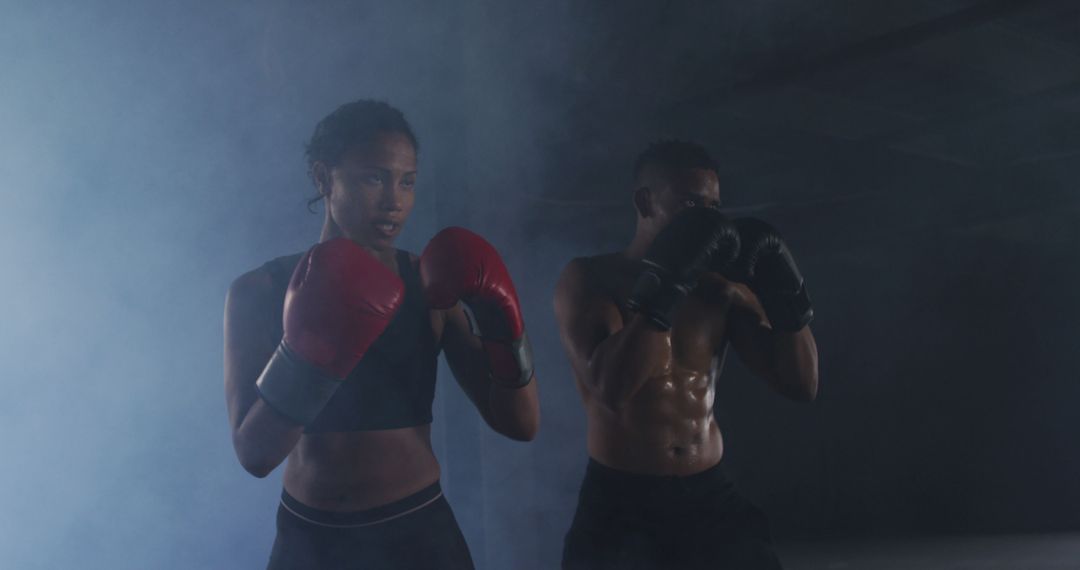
[311,162,332,198]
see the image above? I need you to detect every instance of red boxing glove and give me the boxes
[420,227,534,388]
[257,238,404,424]
[284,238,405,377]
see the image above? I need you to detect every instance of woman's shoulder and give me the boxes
[227,253,302,308]
[227,266,275,314]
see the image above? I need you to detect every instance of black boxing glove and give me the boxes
[626,207,740,330]
[723,218,813,332]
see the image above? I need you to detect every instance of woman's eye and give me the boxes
[684,199,698,207]
[401,179,415,189]
[364,174,383,184]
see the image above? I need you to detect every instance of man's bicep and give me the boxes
[553,259,620,373]
[726,289,776,381]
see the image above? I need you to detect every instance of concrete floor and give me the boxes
[776,533,1080,570]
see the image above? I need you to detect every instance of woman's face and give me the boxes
[322,131,417,252]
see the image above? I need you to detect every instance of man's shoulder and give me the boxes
[556,253,630,304]
[558,254,605,288]
[562,252,623,275]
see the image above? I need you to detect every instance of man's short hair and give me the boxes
[633,140,718,182]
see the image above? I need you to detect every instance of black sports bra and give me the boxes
[262,249,439,432]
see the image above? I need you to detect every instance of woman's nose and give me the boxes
[380,185,403,211]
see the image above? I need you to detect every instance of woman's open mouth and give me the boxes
[373,221,400,238]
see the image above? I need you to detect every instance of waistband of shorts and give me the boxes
[280,481,443,529]
[583,457,729,493]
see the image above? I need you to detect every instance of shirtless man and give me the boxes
[554,140,818,569]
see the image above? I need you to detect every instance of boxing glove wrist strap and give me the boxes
[255,342,342,425]
[758,282,814,332]
[625,266,688,331]
[482,331,535,389]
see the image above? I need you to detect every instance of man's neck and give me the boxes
[622,230,655,260]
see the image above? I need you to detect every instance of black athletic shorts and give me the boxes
[562,459,783,570]
[267,481,474,569]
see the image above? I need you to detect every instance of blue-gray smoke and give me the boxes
[5,1,1080,569]
[0,1,455,567]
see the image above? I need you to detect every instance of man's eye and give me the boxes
[401,179,415,189]
[684,199,698,208]
[364,174,383,184]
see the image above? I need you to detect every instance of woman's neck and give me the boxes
[319,221,398,268]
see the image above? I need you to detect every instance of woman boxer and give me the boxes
[224,100,539,569]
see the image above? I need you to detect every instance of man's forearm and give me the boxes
[586,314,669,408]
[768,326,819,401]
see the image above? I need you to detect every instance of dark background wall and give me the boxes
[3,1,1079,568]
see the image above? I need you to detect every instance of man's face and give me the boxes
[639,165,722,230]
[324,131,417,251]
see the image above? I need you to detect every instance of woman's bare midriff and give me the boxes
[282,425,440,511]
[587,366,723,477]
